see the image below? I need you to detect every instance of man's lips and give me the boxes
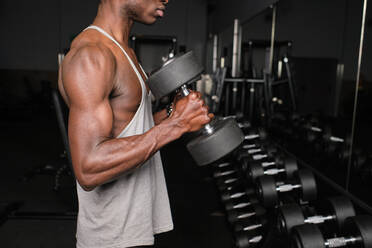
[156,9,164,17]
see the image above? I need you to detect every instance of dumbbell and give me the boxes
[227,204,266,224]
[278,197,355,234]
[220,184,256,202]
[244,128,268,141]
[247,156,298,181]
[291,216,372,248]
[224,196,259,211]
[235,231,263,248]
[256,169,317,208]
[233,214,267,233]
[236,143,278,161]
[147,51,245,166]
[235,230,263,248]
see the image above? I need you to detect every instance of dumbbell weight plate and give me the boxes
[297,169,317,202]
[278,203,305,234]
[248,163,265,181]
[147,51,203,99]
[292,224,325,248]
[256,176,278,207]
[322,197,355,232]
[284,158,298,179]
[187,118,244,166]
[343,216,372,248]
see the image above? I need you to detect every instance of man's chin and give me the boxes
[135,17,159,26]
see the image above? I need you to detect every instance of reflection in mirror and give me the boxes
[349,0,372,207]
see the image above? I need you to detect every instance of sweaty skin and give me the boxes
[58,0,213,191]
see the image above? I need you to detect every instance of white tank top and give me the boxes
[75,25,173,248]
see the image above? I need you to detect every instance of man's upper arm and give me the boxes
[62,45,116,179]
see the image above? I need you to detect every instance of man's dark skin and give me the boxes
[58,0,213,192]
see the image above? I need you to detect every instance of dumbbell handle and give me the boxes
[243,223,263,231]
[309,126,322,132]
[229,192,247,199]
[276,183,301,192]
[262,161,276,167]
[328,136,344,143]
[232,202,252,209]
[216,162,231,168]
[214,170,235,178]
[324,237,359,247]
[245,134,259,140]
[248,236,263,244]
[304,215,334,225]
[252,154,268,160]
[264,168,285,176]
[237,211,256,219]
[242,144,257,149]
[179,85,214,134]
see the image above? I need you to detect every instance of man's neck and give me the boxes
[92,2,133,47]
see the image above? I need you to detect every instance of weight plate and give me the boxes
[278,203,305,234]
[291,224,325,248]
[248,162,265,181]
[297,169,317,202]
[325,197,355,231]
[343,216,372,248]
[147,51,203,99]
[187,119,244,166]
[283,157,298,179]
[256,176,278,208]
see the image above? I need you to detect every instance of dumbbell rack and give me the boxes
[204,118,372,248]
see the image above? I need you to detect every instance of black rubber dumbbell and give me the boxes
[224,196,259,211]
[247,156,298,181]
[220,184,256,202]
[235,230,263,248]
[233,213,267,233]
[278,197,355,235]
[227,204,266,224]
[256,169,317,208]
[291,216,372,248]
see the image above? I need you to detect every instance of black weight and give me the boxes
[257,176,278,207]
[283,157,298,179]
[187,118,244,166]
[325,197,355,231]
[278,203,305,234]
[343,216,372,248]
[248,162,265,181]
[297,169,317,202]
[147,51,203,99]
[292,224,325,248]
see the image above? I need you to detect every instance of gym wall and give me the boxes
[0,0,207,72]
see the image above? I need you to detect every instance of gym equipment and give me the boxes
[244,128,268,141]
[224,196,259,211]
[291,216,372,248]
[235,231,263,248]
[247,156,298,181]
[147,51,245,166]
[256,169,317,207]
[233,214,267,233]
[278,197,355,234]
[227,204,266,224]
[220,184,255,202]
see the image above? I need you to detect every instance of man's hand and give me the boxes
[170,91,214,133]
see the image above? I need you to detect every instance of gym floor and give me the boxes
[0,111,233,248]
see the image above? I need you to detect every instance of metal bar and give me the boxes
[232,19,241,78]
[212,34,218,72]
[269,5,277,75]
[224,78,265,83]
[346,0,368,191]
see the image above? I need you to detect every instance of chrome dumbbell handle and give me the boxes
[262,161,276,167]
[243,223,263,231]
[264,168,285,176]
[252,154,268,161]
[276,183,301,193]
[304,215,334,225]
[324,237,358,247]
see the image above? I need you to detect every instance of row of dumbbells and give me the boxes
[269,113,352,162]
[211,128,318,247]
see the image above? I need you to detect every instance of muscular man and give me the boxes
[58,0,212,247]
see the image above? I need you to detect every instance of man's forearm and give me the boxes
[77,117,185,190]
